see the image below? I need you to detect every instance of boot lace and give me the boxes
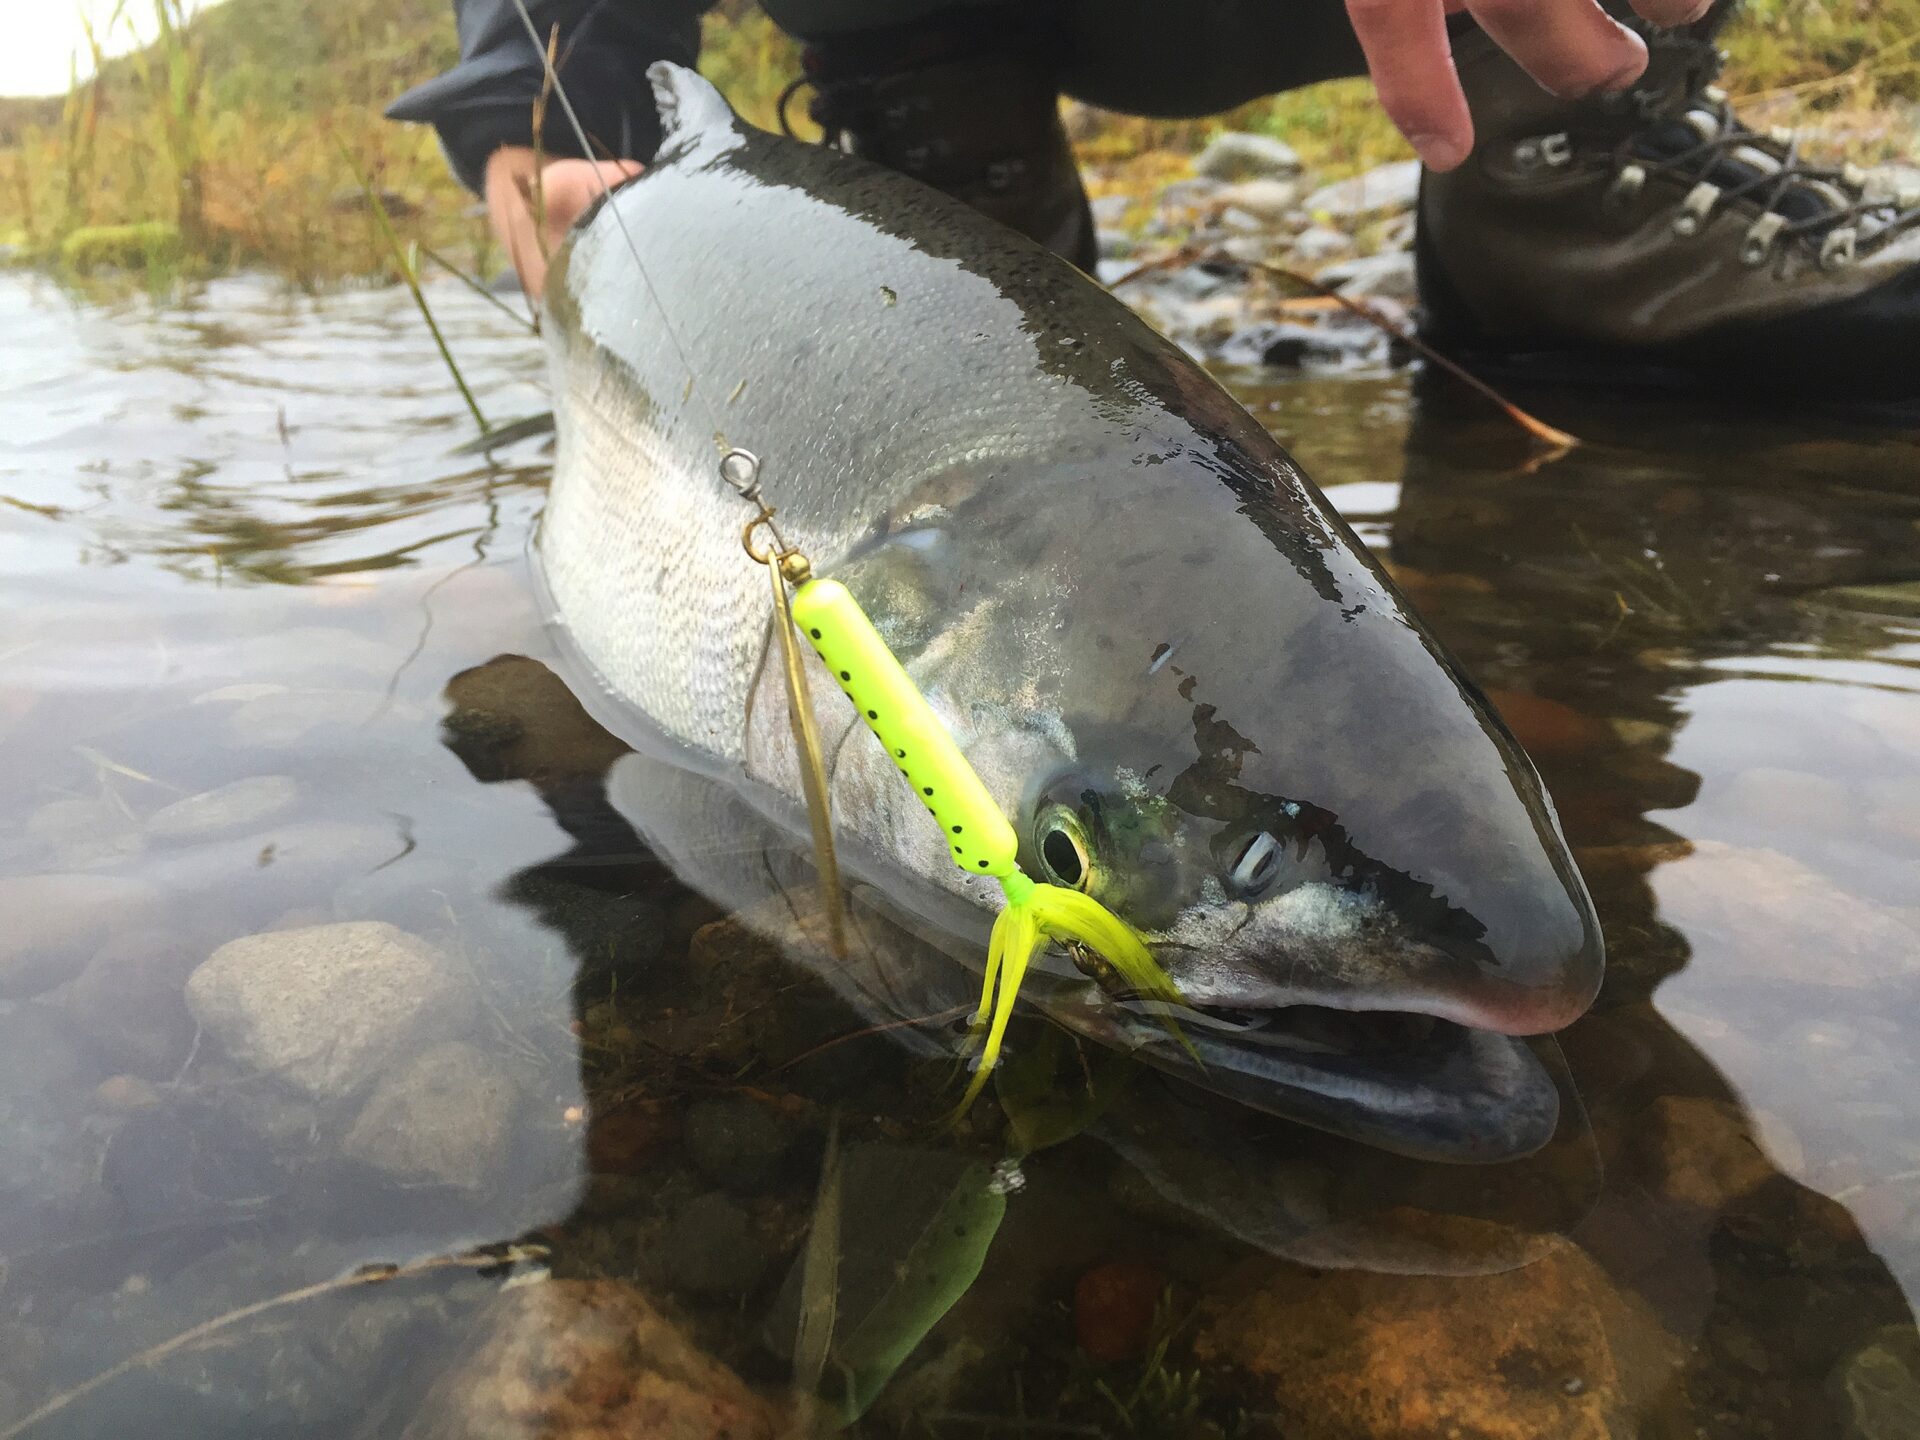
[1600,31,1920,268]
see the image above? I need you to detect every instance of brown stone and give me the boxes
[404,1279,779,1440]
[1631,1095,1778,1212]
[1074,1261,1167,1365]
[441,654,629,786]
[1484,690,1611,758]
[1195,1238,1681,1440]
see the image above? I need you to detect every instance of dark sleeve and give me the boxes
[387,0,710,192]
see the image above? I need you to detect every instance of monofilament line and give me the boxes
[506,0,724,445]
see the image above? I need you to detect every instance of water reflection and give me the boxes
[0,272,1916,1436]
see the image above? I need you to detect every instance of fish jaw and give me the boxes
[1154,865,1604,1040]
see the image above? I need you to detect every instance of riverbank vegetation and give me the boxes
[0,0,1914,288]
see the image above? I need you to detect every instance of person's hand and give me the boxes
[484,146,643,300]
[1347,0,1708,171]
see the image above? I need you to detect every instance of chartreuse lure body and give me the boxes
[789,577,1189,1109]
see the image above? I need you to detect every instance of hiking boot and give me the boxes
[1418,2,1920,404]
[791,15,1098,272]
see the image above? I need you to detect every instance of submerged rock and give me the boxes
[224,688,390,750]
[0,873,166,999]
[185,921,474,1100]
[50,1240,463,1439]
[401,1278,778,1440]
[343,1041,521,1190]
[145,774,301,843]
[59,927,202,1077]
[683,1097,790,1191]
[1196,1239,1680,1439]
[1194,131,1304,182]
[1630,1095,1776,1212]
[0,1005,111,1247]
[657,1194,773,1298]
[1837,1326,1920,1439]
[22,795,145,868]
[1650,842,1919,988]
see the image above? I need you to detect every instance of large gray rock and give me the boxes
[0,873,166,999]
[1304,159,1423,219]
[145,775,301,843]
[185,921,474,1100]
[343,1041,520,1189]
[1194,131,1303,181]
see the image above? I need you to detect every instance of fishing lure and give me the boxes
[731,455,1188,1111]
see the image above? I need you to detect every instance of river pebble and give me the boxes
[657,1194,773,1297]
[0,1005,113,1248]
[0,872,166,999]
[224,688,390,750]
[1320,249,1418,300]
[1304,160,1422,219]
[21,795,145,868]
[144,774,300,842]
[683,1097,790,1191]
[58,927,202,1077]
[343,1040,521,1190]
[401,1279,776,1440]
[185,921,474,1100]
[1195,1238,1679,1440]
[1288,223,1353,263]
[1194,131,1303,181]
[50,1241,456,1438]
[1212,177,1300,223]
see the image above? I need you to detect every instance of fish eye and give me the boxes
[1036,813,1091,891]
[1228,830,1282,897]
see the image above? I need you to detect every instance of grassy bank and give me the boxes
[0,0,1914,288]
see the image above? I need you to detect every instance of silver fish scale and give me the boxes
[540,88,1088,778]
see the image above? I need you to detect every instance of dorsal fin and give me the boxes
[647,62,740,148]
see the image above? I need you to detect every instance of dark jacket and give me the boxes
[387,0,710,192]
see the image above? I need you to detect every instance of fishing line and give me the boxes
[506,0,727,447]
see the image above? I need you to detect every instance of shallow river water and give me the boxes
[2,269,1917,1438]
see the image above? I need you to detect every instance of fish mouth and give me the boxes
[1041,979,1564,1165]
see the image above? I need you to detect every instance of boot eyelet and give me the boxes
[1605,163,1647,211]
[1671,181,1721,237]
[1821,227,1857,270]
[1741,213,1784,267]
[1841,163,1867,191]
[1540,133,1573,168]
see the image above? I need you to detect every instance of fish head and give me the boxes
[834,396,1600,1163]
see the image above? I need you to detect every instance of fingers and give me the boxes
[483,150,643,300]
[1346,0,1475,171]
[538,159,645,251]
[1628,0,1715,26]
[1466,0,1649,100]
